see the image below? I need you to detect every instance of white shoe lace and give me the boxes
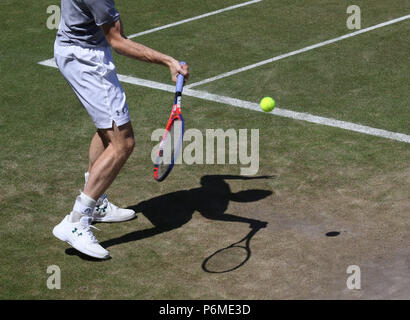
[101,197,109,208]
[83,224,100,243]
[80,216,100,243]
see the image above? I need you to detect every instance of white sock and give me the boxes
[69,192,96,222]
[84,172,90,190]
[79,192,96,208]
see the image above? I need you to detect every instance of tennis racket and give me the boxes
[153,62,186,182]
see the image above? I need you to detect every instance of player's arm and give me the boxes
[101,19,189,82]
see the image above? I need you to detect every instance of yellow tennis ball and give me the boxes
[260,97,275,112]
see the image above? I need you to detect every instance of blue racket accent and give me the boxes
[176,61,185,94]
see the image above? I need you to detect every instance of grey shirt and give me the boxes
[56,0,120,48]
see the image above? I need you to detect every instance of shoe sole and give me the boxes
[53,224,110,260]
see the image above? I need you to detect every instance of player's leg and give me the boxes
[84,121,134,200]
[84,122,135,222]
[53,122,134,260]
[84,130,135,222]
[88,131,108,174]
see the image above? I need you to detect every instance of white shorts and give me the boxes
[54,41,130,129]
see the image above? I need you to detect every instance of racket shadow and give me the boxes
[202,223,266,274]
[100,175,274,270]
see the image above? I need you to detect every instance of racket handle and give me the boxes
[176,61,185,93]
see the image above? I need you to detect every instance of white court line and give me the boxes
[127,0,262,39]
[37,58,410,144]
[186,14,410,88]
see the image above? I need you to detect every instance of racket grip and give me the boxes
[176,61,185,93]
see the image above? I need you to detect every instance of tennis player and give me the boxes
[52,0,189,259]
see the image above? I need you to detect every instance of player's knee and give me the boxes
[118,136,134,160]
[110,139,132,165]
[109,123,135,162]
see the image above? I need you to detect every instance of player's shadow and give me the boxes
[100,175,273,250]
[65,247,112,262]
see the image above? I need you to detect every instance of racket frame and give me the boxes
[153,63,185,182]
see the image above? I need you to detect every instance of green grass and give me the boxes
[200,20,410,133]
[0,0,409,299]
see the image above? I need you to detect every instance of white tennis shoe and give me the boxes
[92,194,136,223]
[53,215,110,259]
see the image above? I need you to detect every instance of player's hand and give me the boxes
[169,59,189,83]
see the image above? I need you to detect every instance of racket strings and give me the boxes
[156,119,183,178]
